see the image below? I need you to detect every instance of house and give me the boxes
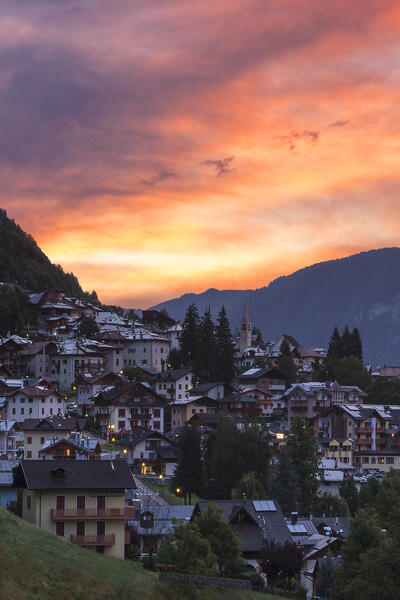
[192,499,292,571]
[22,416,87,459]
[238,368,287,397]
[0,459,19,508]
[75,370,124,406]
[39,434,102,460]
[6,385,66,422]
[170,396,219,428]
[189,382,229,401]
[154,369,193,402]
[239,386,273,416]
[117,430,177,476]
[55,339,113,388]
[0,335,32,373]
[317,458,355,495]
[186,413,221,429]
[93,381,165,435]
[285,381,367,427]
[218,391,261,418]
[313,404,400,472]
[13,459,136,559]
[0,419,19,459]
[134,504,195,553]
[122,330,171,373]
[17,341,58,379]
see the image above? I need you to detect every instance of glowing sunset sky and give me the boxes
[2,1,400,307]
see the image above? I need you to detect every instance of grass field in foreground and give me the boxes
[0,507,285,600]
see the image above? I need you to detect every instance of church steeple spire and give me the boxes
[239,304,252,352]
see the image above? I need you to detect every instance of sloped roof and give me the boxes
[156,368,191,382]
[15,459,135,490]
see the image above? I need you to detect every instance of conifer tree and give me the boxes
[272,448,299,515]
[341,325,351,357]
[198,308,217,380]
[349,327,363,360]
[327,326,343,360]
[286,417,319,515]
[215,306,235,383]
[180,303,200,368]
[173,425,203,504]
[339,475,359,516]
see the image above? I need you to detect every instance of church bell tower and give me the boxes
[239,304,252,352]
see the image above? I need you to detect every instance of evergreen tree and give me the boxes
[215,306,235,383]
[339,475,359,516]
[207,416,242,498]
[286,417,319,515]
[180,303,200,368]
[173,425,203,504]
[327,326,343,360]
[195,504,245,577]
[198,308,217,380]
[156,520,218,576]
[316,552,338,599]
[341,325,351,357]
[280,338,292,357]
[231,471,267,500]
[258,540,304,588]
[77,315,99,338]
[167,347,184,369]
[313,493,349,517]
[349,328,363,360]
[272,448,299,515]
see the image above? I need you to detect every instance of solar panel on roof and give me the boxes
[252,500,276,512]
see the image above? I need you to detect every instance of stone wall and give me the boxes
[159,571,252,590]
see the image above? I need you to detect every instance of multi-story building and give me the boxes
[117,431,177,476]
[154,369,193,402]
[6,385,66,422]
[285,381,367,426]
[22,416,87,459]
[14,460,135,558]
[238,367,287,397]
[17,341,58,379]
[0,420,18,459]
[314,404,400,472]
[170,395,219,428]
[75,371,124,406]
[55,339,113,388]
[93,381,165,435]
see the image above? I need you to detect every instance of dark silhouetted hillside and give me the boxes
[0,209,85,296]
[152,248,400,366]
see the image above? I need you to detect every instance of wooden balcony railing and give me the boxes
[51,507,135,520]
[130,412,151,420]
[357,438,373,445]
[70,534,115,546]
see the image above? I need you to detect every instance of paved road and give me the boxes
[133,476,169,506]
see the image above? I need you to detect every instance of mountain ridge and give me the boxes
[151,247,400,365]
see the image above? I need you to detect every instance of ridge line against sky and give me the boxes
[2,1,400,307]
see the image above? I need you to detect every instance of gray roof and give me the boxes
[194,499,292,551]
[14,459,136,490]
[135,504,195,535]
[156,368,191,382]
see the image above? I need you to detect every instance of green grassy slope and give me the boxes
[0,508,280,600]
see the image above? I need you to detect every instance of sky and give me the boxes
[2,0,400,308]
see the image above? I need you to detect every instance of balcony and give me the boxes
[71,534,115,546]
[51,507,135,520]
[376,427,386,433]
[269,384,286,391]
[125,530,131,544]
[291,405,307,412]
[357,438,373,445]
[355,427,373,433]
[130,412,151,420]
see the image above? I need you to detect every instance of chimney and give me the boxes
[291,512,298,525]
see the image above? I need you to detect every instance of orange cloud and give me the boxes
[2,0,400,307]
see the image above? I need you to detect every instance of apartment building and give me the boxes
[154,368,193,402]
[14,460,135,558]
[22,416,87,459]
[6,385,65,422]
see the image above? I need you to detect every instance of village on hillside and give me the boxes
[0,289,399,598]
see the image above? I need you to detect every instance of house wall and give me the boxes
[8,393,65,422]
[21,488,126,558]
[24,430,67,460]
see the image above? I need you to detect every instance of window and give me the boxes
[21,408,24,415]
[154,409,160,418]
[178,384,182,390]
[386,457,394,464]
[143,347,146,353]
[41,408,45,415]
[192,409,196,414]
[12,408,16,415]
[20,398,25,403]
[362,457,369,464]
[26,451,32,458]
[118,420,125,430]
[118,409,125,417]
[56,522,65,537]
[77,496,85,509]
[40,437,45,444]
[378,457,385,464]
[27,437,32,444]
[26,495,31,509]
[153,421,160,429]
